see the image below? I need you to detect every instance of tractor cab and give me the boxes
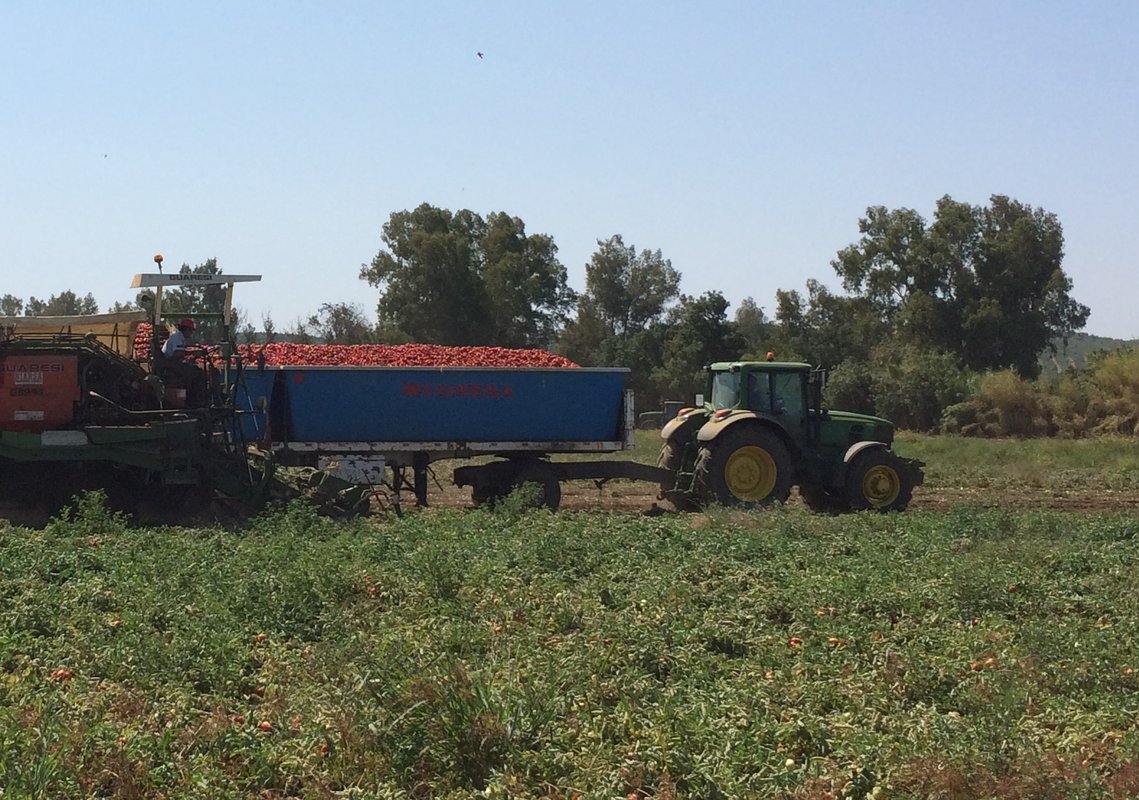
[709,360,813,421]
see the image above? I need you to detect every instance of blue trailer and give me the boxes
[236,365,671,509]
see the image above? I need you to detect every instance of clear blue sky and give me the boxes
[3,2,1137,339]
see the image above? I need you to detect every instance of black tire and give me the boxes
[844,448,914,512]
[513,463,562,511]
[694,426,793,507]
[471,483,510,508]
[657,435,700,511]
[798,483,850,513]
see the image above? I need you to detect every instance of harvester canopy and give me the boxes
[0,311,147,358]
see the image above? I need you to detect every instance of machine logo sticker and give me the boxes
[15,370,44,385]
[402,382,515,399]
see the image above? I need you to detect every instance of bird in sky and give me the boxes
[477,51,484,59]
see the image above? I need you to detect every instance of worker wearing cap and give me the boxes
[161,318,207,404]
[162,318,196,360]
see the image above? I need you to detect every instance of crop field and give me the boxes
[3,435,1139,798]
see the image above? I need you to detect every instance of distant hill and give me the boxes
[1039,332,1138,376]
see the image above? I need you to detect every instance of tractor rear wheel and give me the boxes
[695,426,793,507]
[844,448,914,511]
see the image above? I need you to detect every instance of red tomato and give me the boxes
[133,324,579,368]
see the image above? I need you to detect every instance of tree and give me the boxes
[832,195,1089,377]
[1,294,23,316]
[734,296,775,358]
[581,235,680,336]
[556,296,609,367]
[774,280,888,369]
[360,204,573,347]
[160,259,230,340]
[652,292,747,403]
[557,235,683,409]
[25,291,99,316]
[480,212,575,347]
[558,235,681,368]
[305,302,375,344]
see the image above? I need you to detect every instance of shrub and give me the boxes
[869,345,974,431]
[1086,347,1139,435]
[827,347,974,431]
[942,370,1053,437]
[823,360,876,416]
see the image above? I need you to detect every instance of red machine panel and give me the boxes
[0,355,81,433]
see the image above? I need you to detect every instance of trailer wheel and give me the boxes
[657,435,699,511]
[695,426,793,507]
[514,464,562,511]
[471,483,510,508]
[844,448,914,512]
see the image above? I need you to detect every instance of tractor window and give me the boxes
[746,372,773,413]
[772,372,804,418]
[744,370,804,417]
[710,371,740,409]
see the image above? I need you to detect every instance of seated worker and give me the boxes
[161,318,208,404]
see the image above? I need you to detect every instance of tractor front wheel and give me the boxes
[695,427,793,507]
[844,449,914,512]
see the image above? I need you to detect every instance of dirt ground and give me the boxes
[411,469,1139,515]
[5,472,1138,528]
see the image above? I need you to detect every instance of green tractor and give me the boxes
[659,360,924,511]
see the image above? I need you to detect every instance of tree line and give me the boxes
[4,196,1099,431]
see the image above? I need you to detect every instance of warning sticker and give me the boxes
[14,410,46,421]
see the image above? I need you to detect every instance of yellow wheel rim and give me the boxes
[724,446,777,501]
[862,464,901,507]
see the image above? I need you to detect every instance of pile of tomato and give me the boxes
[132,324,578,368]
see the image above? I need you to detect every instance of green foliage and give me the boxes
[825,347,973,430]
[360,204,574,348]
[775,279,888,369]
[824,359,876,415]
[943,370,1054,437]
[1041,332,1138,377]
[897,430,1139,493]
[302,301,375,344]
[3,500,1139,797]
[159,258,230,341]
[831,195,1089,378]
[558,234,682,376]
[651,291,747,405]
[480,212,575,348]
[1,293,25,316]
[868,344,974,431]
[580,234,680,337]
[24,290,100,317]
[733,296,773,356]
[558,235,683,408]
[943,348,1139,438]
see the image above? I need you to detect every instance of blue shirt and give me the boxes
[162,328,188,359]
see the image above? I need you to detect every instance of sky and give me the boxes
[3,1,1137,339]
